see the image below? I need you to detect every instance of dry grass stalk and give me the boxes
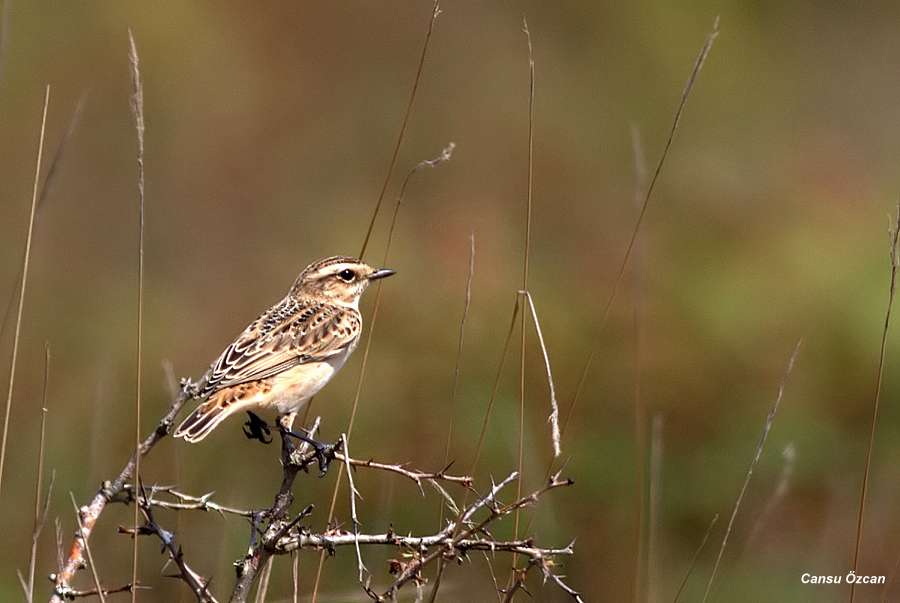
[0,85,50,503]
[127,28,146,603]
[359,0,442,259]
[701,341,801,602]
[568,16,720,438]
[851,202,900,602]
[20,346,53,603]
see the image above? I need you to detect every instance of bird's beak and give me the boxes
[368,268,396,281]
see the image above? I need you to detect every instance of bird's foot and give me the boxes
[244,411,273,444]
[283,428,338,476]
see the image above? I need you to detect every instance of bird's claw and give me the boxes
[284,428,337,476]
[243,411,273,444]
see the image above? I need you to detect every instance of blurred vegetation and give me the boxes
[1,0,900,601]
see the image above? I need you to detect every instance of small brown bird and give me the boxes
[174,256,394,446]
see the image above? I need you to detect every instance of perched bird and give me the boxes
[174,256,394,447]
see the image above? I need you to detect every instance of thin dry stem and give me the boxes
[341,433,369,583]
[570,16,720,440]
[851,202,900,602]
[511,16,536,587]
[630,122,648,603]
[673,514,719,603]
[22,347,52,603]
[0,84,49,503]
[649,414,662,603]
[702,340,801,602]
[315,141,455,600]
[127,28,146,603]
[359,0,441,259]
[0,0,8,94]
[292,552,299,603]
[253,558,273,603]
[741,444,795,556]
[440,233,475,525]
[520,291,560,457]
[0,94,86,347]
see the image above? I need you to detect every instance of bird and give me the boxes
[174,256,394,451]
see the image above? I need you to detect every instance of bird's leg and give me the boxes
[278,413,336,476]
[243,411,273,443]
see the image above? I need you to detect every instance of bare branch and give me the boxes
[280,531,575,557]
[113,484,256,518]
[69,492,107,603]
[51,383,195,602]
[135,484,219,602]
[378,472,573,598]
[341,433,369,583]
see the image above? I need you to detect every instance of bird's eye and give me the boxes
[338,269,355,282]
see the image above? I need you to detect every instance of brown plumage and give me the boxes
[174,256,394,443]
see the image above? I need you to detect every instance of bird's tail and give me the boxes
[174,389,249,443]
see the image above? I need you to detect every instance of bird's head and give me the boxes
[290,256,395,305]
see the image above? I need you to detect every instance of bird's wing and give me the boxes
[197,297,361,398]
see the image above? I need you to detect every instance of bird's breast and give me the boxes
[267,346,355,414]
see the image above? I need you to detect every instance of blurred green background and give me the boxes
[2,0,900,601]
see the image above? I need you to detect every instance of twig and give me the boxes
[135,485,218,602]
[281,532,575,559]
[342,433,369,582]
[51,585,137,599]
[460,471,518,528]
[0,84,49,503]
[381,471,574,599]
[70,492,108,603]
[851,202,900,602]
[230,428,316,603]
[51,383,195,602]
[539,556,586,603]
[334,454,473,493]
[113,484,257,517]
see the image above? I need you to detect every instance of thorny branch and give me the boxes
[50,381,196,602]
[363,470,578,601]
[129,484,218,602]
[113,484,256,518]
[229,426,479,602]
[51,386,578,602]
